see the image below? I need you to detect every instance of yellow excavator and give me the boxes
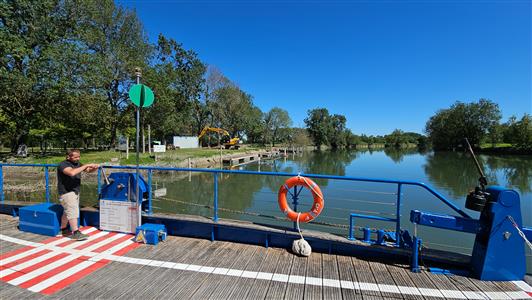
[198,127,240,149]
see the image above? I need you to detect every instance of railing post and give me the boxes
[348,215,355,240]
[44,166,50,203]
[213,172,218,222]
[292,186,298,230]
[396,183,402,247]
[411,236,421,273]
[0,165,4,203]
[148,169,153,215]
[97,167,102,196]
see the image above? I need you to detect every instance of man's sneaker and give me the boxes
[70,230,89,241]
[61,228,71,236]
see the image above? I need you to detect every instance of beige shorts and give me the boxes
[59,192,79,220]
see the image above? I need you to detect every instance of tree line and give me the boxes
[2,2,529,154]
[303,108,427,150]
[425,99,531,151]
[0,0,294,152]
[303,100,530,152]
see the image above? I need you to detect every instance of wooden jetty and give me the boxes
[223,151,283,166]
[1,214,531,299]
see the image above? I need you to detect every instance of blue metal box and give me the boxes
[135,223,167,245]
[19,203,63,236]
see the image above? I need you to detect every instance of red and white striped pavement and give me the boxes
[0,226,140,295]
[1,230,531,299]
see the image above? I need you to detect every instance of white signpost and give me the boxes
[153,145,166,153]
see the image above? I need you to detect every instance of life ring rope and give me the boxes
[297,173,324,201]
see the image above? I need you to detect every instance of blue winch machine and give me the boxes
[407,140,531,280]
[99,171,166,245]
[410,185,531,281]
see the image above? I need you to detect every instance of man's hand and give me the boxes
[85,164,100,173]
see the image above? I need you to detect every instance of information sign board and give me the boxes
[99,200,139,233]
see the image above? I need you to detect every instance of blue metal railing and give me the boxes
[0,163,473,243]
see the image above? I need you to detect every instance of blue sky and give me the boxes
[118,0,531,135]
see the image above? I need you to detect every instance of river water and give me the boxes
[4,148,531,271]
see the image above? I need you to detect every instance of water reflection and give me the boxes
[383,147,420,163]
[423,151,532,198]
[484,155,532,194]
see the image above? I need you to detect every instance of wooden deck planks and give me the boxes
[87,238,212,299]
[224,245,273,299]
[241,247,282,300]
[403,269,447,300]
[265,249,294,300]
[116,237,202,298]
[64,236,188,299]
[284,254,308,300]
[303,252,322,300]
[370,260,404,299]
[201,244,261,299]
[351,256,383,299]
[157,241,239,298]
[322,254,343,300]
[337,255,363,300]
[384,264,424,300]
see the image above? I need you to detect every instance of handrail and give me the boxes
[0,163,472,219]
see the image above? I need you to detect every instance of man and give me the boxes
[57,149,99,240]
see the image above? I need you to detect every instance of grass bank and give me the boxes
[2,146,267,166]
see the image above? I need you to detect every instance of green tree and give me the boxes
[304,108,331,149]
[425,99,502,150]
[74,0,151,147]
[0,0,67,150]
[504,114,532,151]
[329,114,348,149]
[385,129,406,148]
[263,107,292,146]
[143,34,206,141]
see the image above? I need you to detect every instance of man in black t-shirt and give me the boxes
[58,149,98,241]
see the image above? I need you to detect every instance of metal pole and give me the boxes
[97,167,102,196]
[44,166,50,203]
[348,215,354,240]
[0,166,4,203]
[148,169,153,215]
[135,68,141,226]
[396,183,402,247]
[148,124,151,154]
[411,236,421,273]
[292,186,298,230]
[213,172,218,222]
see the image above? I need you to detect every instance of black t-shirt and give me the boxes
[57,160,81,195]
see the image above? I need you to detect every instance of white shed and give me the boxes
[173,136,199,149]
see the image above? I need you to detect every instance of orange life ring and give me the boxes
[278,176,324,223]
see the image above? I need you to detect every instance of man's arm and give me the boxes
[62,164,99,177]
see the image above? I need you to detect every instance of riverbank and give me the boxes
[0,146,298,171]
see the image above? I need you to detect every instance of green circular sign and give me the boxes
[129,84,155,108]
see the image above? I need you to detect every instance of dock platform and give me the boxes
[1,214,531,299]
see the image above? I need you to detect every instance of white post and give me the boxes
[126,136,129,159]
[148,124,151,154]
[188,157,192,182]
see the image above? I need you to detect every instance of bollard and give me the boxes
[363,227,372,243]
[377,230,385,245]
